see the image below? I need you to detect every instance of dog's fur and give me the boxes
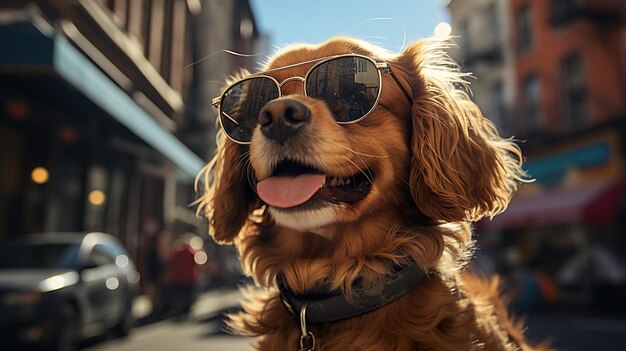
[197,38,551,351]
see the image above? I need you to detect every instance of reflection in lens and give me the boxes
[220,77,280,143]
[306,57,380,122]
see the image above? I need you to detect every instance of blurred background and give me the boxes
[0,0,625,350]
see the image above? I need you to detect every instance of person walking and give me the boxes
[167,237,199,321]
[145,231,168,315]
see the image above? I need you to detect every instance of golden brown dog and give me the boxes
[197,37,552,351]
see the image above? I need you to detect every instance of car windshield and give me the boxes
[0,243,81,269]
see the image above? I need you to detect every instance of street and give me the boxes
[525,313,626,351]
[79,288,626,351]
[82,318,253,351]
[81,289,255,351]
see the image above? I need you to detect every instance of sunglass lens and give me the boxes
[306,56,380,122]
[220,77,279,143]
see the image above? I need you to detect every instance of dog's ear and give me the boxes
[396,39,528,222]
[196,133,259,244]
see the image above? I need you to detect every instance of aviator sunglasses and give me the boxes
[211,54,413,144]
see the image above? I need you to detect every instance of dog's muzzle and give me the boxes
[259,98,311,144]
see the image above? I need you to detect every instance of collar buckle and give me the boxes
[298,303,316,351]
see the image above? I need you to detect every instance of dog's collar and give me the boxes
[277,262,426,324]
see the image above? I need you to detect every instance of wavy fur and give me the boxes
[196,37,549,351]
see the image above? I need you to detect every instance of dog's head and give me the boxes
[198,37,525,247]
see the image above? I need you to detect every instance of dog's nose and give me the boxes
[258,98,310,143]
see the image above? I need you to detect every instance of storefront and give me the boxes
[479,127,626,310]
[0,14,206,261]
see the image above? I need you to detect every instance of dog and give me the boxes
[197,37,552,351]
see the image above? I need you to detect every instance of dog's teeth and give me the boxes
[328,176,354,187]
[326,177,355,187]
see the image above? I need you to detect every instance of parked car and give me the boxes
[0,232,140,351]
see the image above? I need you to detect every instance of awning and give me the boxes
[53,35,205,180]
[483,181,622,230]
[0,18,205,181]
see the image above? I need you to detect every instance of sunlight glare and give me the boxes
[434,22,452,38]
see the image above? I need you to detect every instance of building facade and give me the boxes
[450,0,626,310]
[0,0,262,286]
[448,0,517,136]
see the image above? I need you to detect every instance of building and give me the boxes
[0,0,263,285]
[184,0,267,162]
[450,0,626,310]
[448,0,517,136]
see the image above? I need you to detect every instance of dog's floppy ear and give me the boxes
[196,132,259,244]
[396,39,527,222]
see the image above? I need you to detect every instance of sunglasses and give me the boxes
[211,54,413,144]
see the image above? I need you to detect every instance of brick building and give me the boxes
[450,0,626,310]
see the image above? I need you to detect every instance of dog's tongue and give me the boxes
[257,174,326,208]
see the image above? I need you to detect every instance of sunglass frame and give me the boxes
[211,54,395,145]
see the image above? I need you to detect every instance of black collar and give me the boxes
[277,262,426,324]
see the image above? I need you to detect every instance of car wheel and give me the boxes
[114,300,134,337]
[53,303,79,351]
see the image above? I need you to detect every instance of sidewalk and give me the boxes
[132,288,243,323]
[83,288,253,351]
[106,290,626,351]
[191,288,244,320]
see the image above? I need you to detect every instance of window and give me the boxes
[491,82,506,132]
[518,4,534,53]
[97,0,111,8]
[107,0,129,29]
[357,58,368,73]
[240,17,254,39]
[488,4,500,46]
[127,0,145,42]
[142,0,153,56]
[523,74,542,133]
[160,0,174,80]
[88,244,116,267]
[560,52,587,128]
[0,243,80,269]
[462,20,471,58]
[550,0,583,26]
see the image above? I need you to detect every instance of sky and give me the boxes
[248,0,450,55]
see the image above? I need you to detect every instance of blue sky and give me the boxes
[249,0,450,55]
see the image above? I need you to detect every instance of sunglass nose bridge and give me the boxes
[278,76,306,95]
[278,76,305,88]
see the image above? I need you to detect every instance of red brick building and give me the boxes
[513,0,626,135]
[482,0,626,310]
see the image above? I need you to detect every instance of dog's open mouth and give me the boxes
[256,160,372,210]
